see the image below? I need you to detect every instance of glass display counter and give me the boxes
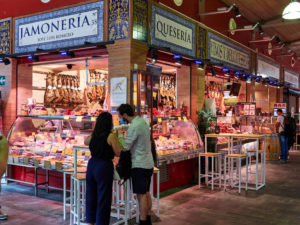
[7,115,94,170]
[153,117,203,165]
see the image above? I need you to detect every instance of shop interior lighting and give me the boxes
[282,0,300,20]
[28,54,39,62]
[211,66,216,76]
[199,3,242,18]
[61,50,75,58]
[0,57,10,65]
[150,49,158,64]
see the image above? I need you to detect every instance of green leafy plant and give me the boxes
[197,109,217,152]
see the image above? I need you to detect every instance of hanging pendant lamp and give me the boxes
[282,0,300,19]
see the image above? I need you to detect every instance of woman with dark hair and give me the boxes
[84,112,121,225]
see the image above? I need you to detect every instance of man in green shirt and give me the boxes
[0,131,8,220]
[118,104,154,225]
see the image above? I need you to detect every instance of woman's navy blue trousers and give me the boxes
[86,157,113,225]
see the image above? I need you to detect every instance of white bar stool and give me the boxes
[245,149,264,175]
[199,152,222,190]
[224,154,249,193]
[70,173,86,225]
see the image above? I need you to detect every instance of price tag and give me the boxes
[76,116,83,122]
[91,117,97,121]
[64,116,70,120]
[183,116,188,121]
[157,118,162,123]
[153,92,157,98]
[180,148,184,152]
[77,151,82,156]
[178,117,182,121]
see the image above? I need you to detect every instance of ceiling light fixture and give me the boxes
[282,0,300,20]
[258,24,264,35]
[234,5,242,17]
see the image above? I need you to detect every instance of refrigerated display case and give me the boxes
[153,116,203,165]
[7,115,94,170]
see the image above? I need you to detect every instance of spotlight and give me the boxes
[28,54,39,62]
[234,5,241,17]
[195,60,204,70]
[150,49,158,64]
[174,55,182,65]
[0,57,10,65]
[263,78,269,86]
[66,64,73,69]
[275,36,282,44]
[61,50,75,58]
[235,71,241,79]
[242,73,248,79]
[258,24,264,35]
[211,66,216,76]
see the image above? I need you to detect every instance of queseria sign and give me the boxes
[151,5,195,57]
[14,1,104,54]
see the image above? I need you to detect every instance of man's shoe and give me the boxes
[146,215,152,225]
[139,220,147,225]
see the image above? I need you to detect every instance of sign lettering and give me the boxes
[14,1,104,54]
[257,58,280,79]
[155,14,192,50]
[151,5,195,57]
[285,70,299,88]
[209,38,250,70]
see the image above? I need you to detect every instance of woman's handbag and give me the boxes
[116,150,132,182]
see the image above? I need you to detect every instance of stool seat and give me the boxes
[247,149,263,153]
[199,152,221,156]
[220,148,238,152]
[227,154,247,158]
[72,173,86,180]
[154,167,160,172]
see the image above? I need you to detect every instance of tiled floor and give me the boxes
[1,151,300,225]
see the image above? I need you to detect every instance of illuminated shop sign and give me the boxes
[151,5,195,57]
[14,1,104,54]
[285,70,299,88]
[208,32,250,73]
[257,56,280,79]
